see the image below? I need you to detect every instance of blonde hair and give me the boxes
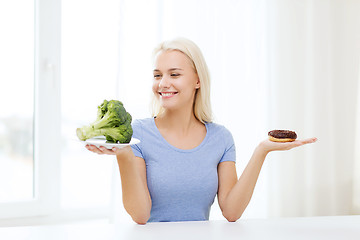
[151,37,213,123]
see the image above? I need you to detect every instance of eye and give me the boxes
[171,73,180,77]
[153,74,162,79]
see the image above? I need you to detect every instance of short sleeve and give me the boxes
[219,127,236,163]
[130,119,144,159]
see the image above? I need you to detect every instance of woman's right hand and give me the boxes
[86,144,150,224]
[85,144,130,156]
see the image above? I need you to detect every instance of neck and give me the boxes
[156,107,199,134]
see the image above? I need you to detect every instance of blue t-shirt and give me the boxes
[130,118,236,222]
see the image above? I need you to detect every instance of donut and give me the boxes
[268,130,297,142]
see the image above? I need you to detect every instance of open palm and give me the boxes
[260,137,318,153]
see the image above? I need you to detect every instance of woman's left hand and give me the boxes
[259,137,318,154]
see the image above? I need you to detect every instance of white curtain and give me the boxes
[111,0,360,222]
[267,0,360,217]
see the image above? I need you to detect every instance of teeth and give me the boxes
[161,92,175,97]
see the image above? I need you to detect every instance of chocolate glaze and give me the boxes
[268,130,297,139]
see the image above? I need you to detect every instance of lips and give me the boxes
[159,92,178,97]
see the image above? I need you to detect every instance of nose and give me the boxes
[158,75,170,89]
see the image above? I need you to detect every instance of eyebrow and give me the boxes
[153,68,184,72]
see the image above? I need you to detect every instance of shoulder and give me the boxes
[206,122,233,137]
[131,118,154,140]
[132,117,153,129]
[206,122,235,149]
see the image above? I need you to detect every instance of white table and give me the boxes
[0,215,359,240]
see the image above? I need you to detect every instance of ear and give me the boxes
[195,77,200,89]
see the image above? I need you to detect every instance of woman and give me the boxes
[86,38,317,224]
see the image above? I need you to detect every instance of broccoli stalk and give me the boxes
[76,100,133,143]
[76,126,114,141]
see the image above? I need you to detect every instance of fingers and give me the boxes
[283,138,315,147]
[85,145,117,155]
[298,137,318,145]
[287,137,318,149]
[262,137,318,152]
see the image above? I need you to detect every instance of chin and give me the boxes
[159,101,178,110]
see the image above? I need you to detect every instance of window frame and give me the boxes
[0,0,61,219]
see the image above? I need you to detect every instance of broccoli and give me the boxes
[76,100,133,143]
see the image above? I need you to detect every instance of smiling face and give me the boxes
[152,50,200,113]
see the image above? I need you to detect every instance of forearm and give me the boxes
[116,147,151,224]
[222,145,268,221]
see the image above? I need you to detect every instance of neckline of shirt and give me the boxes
[151,117,210,153]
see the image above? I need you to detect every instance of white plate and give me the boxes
[83,136,140,149]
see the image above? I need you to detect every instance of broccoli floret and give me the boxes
[76,100,133,143]
[96,99,108,121]
[104,112,133,143]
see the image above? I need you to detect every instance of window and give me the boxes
[0,0,61,219]
[0,0,34,203]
